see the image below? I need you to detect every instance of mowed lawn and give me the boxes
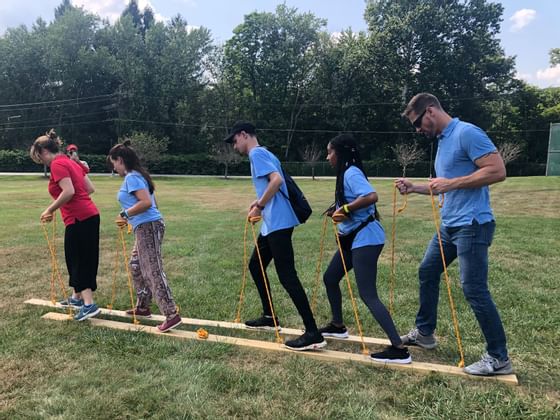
[1,174,559,419]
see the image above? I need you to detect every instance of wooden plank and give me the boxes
[25,298,391,346]
[40,311,519,386]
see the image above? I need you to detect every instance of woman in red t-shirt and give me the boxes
[30,129,101,321]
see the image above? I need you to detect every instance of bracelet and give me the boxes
[120,210,129,219]
[342,204,350,215]
[256,203,265,210]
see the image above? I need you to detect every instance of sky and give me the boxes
[0,0,558,88]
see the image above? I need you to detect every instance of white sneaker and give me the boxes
[464,353,513,376]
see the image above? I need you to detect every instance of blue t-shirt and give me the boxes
[435,118,497,227]
[118,171,162,230]
[249,147,299,236]
[337,166,385,249]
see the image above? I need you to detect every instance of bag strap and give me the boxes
[341,214,375,237]
[278,166,289,200]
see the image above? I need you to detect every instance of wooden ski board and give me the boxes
[39,311,518,386]
[25,298,391,346]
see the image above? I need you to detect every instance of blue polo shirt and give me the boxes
[338,166,385,249]
[118,171,162,230]
[435,118,497,227]
[249,147,299,236]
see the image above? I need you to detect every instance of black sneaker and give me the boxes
[284,331,327,351]
[370,346,412,364]
[319,322,349,339]
[245,315,281,331]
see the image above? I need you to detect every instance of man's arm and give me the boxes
[429,152,506,193]
[248,171,283,218]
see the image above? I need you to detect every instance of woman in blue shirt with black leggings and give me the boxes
[319,134,411,363]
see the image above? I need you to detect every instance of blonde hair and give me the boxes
[30,129,63,164]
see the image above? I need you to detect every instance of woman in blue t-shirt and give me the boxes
[108,141,181,333]
[320,134,411,363]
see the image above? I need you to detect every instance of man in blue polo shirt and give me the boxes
[396,93,512,376]
[224,121,326,352]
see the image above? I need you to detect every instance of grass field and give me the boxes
[1,174,559,419]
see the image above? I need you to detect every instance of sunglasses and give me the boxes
[412,107,429,128]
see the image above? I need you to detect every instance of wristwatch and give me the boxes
[119,210,129,219]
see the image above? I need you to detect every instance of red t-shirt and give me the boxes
[48,155,99,226]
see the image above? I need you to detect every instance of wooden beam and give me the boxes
[40,311,518,386]
[25,298,390,346]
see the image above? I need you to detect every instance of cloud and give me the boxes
[509,9,536,32]
[515,72,533,83]
[73,0,169,23]
[536,65,560,87]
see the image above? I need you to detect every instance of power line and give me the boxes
[3,110,116,126]
[0,93,117,109]
[114,118,550,135]
[2,118,116,132]
[0,96,118,114]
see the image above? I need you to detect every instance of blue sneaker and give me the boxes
[74,303,101,321]
[59,296,84,308]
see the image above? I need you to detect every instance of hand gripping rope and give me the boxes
[428,188,464,368]
[235,216,283,344]
[389,185,408,315]
[40,216,72,318]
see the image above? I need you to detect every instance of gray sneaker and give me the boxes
[464,353,513,376]
[400,327,437,349]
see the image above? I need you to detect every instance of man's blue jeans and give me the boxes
[415,220,508,361]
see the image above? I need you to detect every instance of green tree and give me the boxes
[224,5,326,158]
[120,131,169,168]
[364,0,516,126]
[550,48,560,66]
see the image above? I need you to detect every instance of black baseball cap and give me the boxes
[223,121,256,143]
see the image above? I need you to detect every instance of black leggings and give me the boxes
[249,228,318,333]
[64,214,100,293]
[323,244,402,346]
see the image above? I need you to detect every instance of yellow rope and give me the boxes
[41,218,72,318]
[332,222,369,355]
[49,218,57,304]
[249,217,283,344]
[107,232,121,310]
[429,187,465,368]
[310,216,329,313]
[197,328,209,339]
[118,226,140,325]
[234,218,250,323]
[389,186,408,315]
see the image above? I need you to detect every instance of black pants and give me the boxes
[249,227,318,333]
[323,244,402,346]
[64,214,100,293]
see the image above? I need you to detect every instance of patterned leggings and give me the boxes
[130,220,177,319]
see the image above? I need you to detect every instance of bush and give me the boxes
[0,150,39,172]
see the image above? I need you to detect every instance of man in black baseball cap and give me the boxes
[223,121,257,144]
[224,119,326,351]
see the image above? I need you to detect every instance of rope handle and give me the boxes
[310,216,329,313]
[249,222,283,344]
[332,221,369,356]
[41,217,73,319]
[234,219,250,323]
[118,226,140,326]
[429,187,464,367]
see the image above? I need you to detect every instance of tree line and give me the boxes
[0,0,558,172]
